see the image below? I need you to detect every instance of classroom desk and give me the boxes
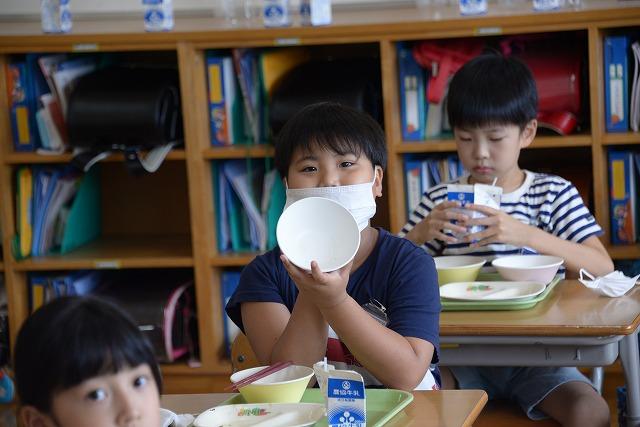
[161,389,488,427]
[440,279,640,426]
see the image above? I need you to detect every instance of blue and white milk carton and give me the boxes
[300,0,332,26]
[314,360,366,427]
[142,0,174,32]
[459,0,488,16]
[263,0,291,27]
[533,0,561,11]
[447,183,502,239]
[41,0,72,33]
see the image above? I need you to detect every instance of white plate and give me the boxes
[193,402,325,427]
[440,281,546,301]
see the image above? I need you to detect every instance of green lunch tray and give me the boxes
[441,276,562,311]
[220,388,414,427]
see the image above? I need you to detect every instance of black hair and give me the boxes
[274,102,387,179]
[14,296,162,413]
[447,53,538,131]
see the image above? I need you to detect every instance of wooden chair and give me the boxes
[230,332,260,373]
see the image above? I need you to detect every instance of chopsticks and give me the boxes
[225,361,293,392]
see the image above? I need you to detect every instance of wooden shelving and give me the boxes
[211,252,261,267]
[606,244,640,260]
[3,149,187,164]
[11,235,193,271]
[203,145,274,160]
[395,135,592,154]
[0,1,638,393]
[602,132,640,145]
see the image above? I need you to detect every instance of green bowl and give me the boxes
[434,256,486,285]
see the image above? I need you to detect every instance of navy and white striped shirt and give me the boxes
[400,170,603,263]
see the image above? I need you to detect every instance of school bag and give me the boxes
[67,67,183,174]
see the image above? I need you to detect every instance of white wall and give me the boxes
[0,0,410,18]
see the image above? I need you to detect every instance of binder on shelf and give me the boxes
[206,53,232,146]
[604,35,630,132]
[221,270,241,356]
[397,43,426,141]
[6,61,37,151]
[20,165,100,258]
[630,41,640,132]
[609,150,637,244]
[14,167,33,259]
[404,156,424,216]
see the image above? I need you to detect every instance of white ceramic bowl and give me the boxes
[276,197,360,272]
[229,365,315,403]
[492,255,564,283]
[433,256,486,285]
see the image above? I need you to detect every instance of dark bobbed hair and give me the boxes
[274,102,387,179]
[14,296,162,413]
[447,53,538,131]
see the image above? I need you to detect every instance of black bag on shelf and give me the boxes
[269,58,383,135]
[67,67,183,174]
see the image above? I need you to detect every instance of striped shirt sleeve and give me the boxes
[546,180,602,243]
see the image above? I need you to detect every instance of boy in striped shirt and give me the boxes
[401,53,613,426]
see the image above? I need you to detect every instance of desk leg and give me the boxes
[620,331,640,427]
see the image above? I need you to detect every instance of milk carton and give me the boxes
[313,360,366,427]
[447,183,502,239]
[263,0,291,27]
[142,0,174,32]
[300,0,332,26]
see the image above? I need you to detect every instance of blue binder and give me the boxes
[604,35,630,132]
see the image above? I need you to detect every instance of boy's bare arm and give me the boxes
[463,204,614,276]
[241,295,328,367]
[319,297,434,391]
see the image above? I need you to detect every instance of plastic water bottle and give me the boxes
[41,0,72,33]
[263,0,291,27]
[533,0,561,10]
[142,0,174,32]
[459,0,488,15]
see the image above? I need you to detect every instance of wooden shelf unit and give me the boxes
[1,1,639,392]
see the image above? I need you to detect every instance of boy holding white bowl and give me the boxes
[226,102,441,391]
[401,53,613,426]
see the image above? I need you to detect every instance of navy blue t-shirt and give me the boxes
[226,228,441,366]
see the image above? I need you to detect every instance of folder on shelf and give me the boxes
[260,169,285,250]
[609,150,636,244]
[59,166,101,254]
[223,160,267,251]
[604,35,630,132]
[398,43,426,141]
[221,270,241,356]
[213,162,232,252]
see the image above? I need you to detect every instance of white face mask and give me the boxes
[284,174,377,232]
[578,269,640,297]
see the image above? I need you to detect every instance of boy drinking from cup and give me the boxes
[401,53,613,426]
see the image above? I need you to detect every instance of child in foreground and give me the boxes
[401,53,612,426]
[14,296,163,427]
[226,102,441,391]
